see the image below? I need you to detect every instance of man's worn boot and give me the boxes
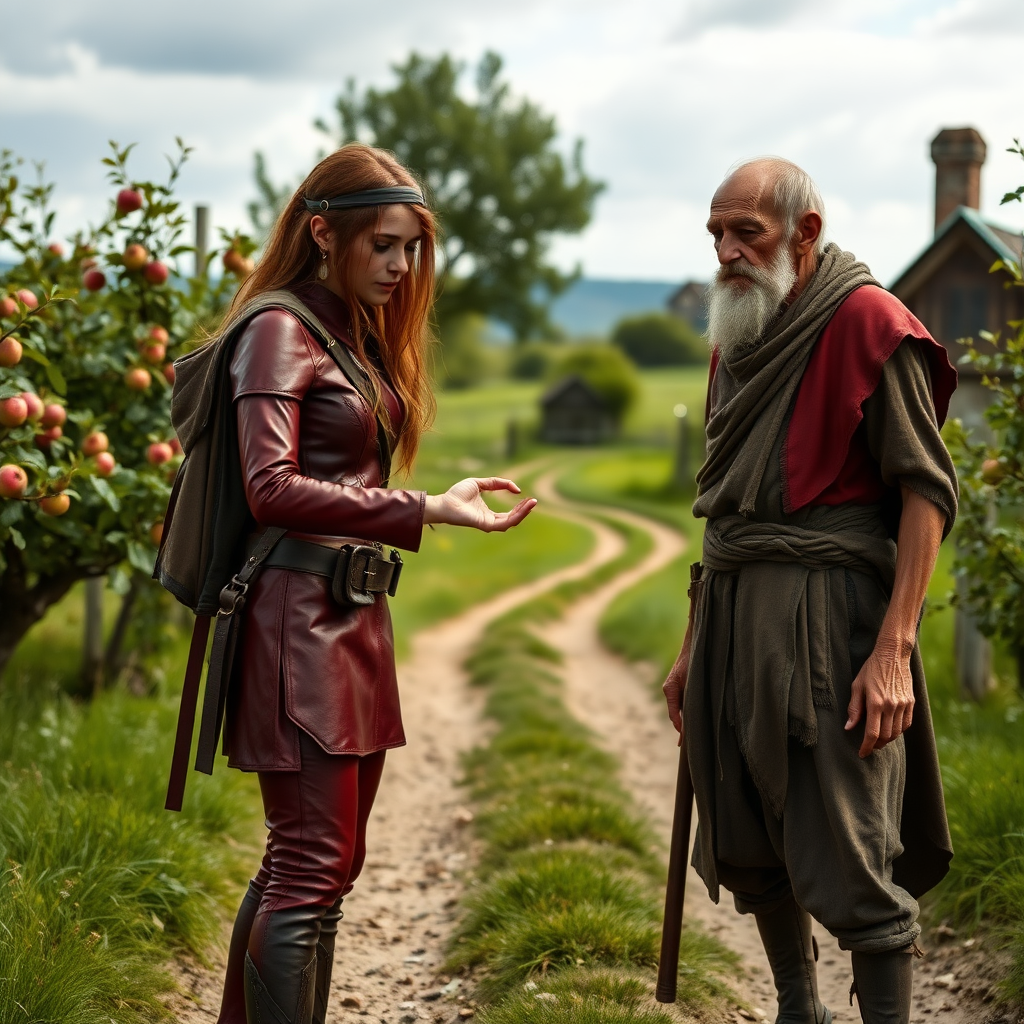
[755,895,831,1024]
[244,951,316,1024]
[312,897,343,1024]
[850,948,913,1024]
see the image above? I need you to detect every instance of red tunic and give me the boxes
[223,285,425,771]
[707,286,957,513]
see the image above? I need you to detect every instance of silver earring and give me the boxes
[317,249,329,280]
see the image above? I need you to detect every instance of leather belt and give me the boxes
[259,537,403,606]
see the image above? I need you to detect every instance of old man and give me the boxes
[663,159,958,1024]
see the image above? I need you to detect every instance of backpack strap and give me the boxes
[165,525,287,810]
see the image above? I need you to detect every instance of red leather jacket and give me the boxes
[223,285,425,770]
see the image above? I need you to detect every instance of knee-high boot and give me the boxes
[850,948,913,1024]
[312,897,343,1024]
[218,882,263,1024]
[755,896,831,1024]
[244,905,324,1024]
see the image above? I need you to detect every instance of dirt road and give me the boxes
[169,469,997,1024]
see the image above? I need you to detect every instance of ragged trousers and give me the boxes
[695,683,920,954]
[217,732,387,1023]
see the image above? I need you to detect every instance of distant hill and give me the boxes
[547,278,678,338]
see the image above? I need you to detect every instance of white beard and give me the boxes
[706,247,798,359]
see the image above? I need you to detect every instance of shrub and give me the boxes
[509,341,557,380]
[611,312,706,367]
[550,344,639,421]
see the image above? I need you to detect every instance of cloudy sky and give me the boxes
[2,0,1023,287]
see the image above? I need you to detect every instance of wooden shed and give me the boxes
[539,375,615,445]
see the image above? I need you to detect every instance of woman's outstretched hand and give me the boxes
[423,477,537,533]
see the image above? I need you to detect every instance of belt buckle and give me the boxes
[343,544,379,606]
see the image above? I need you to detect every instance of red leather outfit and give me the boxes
[216,284,424,1023]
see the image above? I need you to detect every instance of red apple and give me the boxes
[83,268,106,291]
[116,188,143,215]
[169,437,182,455]
[21,392,43,421]
[222,249,246,274]
[141,342,166,364]
[40,493,70,516]
[149,521,164,545]
[0,336,23,367]
[143,260,169,285]
[147,325,169,345]
[40,403,66,429]
[147,441,174,466]
[981,459,1007,485]
[123,244,148,271]
[162,362,176,385]
[82,431,109,457]
[125,367,152,391]
[0,296,17,317]
[47,242,64,258]
[94,451,116,477]
[0,396,28,427]
[15,289,37,310]
[35,426,62,448]
[0,464,28,498]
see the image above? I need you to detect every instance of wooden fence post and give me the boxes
[194,204,209,278]
[83,576,104,695]
[673,404,690,489]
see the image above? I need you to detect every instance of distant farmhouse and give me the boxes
[540,376,615,445]
[666,280,708,334]
[891,127,1024,430]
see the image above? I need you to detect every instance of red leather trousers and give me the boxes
[218,733,386,1023]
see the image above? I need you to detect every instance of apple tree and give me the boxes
[0,142,246,684]
[947,145,1024,679]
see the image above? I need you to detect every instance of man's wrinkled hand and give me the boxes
[663,636,690,747]
[844,639,915,758]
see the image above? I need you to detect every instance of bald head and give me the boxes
[705,158,826,356]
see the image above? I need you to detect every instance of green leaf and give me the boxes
[90,476,121,512]
[18,346,51,366]
[44,360,67,394]
[126,539,155,574]
[8,525,25,549]
[0,501,25,526]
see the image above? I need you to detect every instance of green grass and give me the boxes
[449,511,736,1019]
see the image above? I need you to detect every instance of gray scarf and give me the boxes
[694,244,878,519]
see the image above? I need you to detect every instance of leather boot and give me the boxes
[754,895,831,1023]
[850,948,913,1024]
[244,950,316,1024]
[246,903,325,1024]
[312,897,343,1024]
[218,882,263,1024]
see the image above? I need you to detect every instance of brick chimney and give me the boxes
[930,127,986,233]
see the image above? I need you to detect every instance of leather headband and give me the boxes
[303,187,425,212]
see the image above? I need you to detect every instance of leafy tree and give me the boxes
[550,344,639,422]
[612,312,707,367]
[948,140,1024,676]
[253,51,603,340]
[0,143,244,683]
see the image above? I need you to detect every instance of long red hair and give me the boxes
[228,144,436,476]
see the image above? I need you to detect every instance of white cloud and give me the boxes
[1,0,1023,290]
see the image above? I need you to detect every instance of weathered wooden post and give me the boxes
[194,204,209,278]
[505,418,519,461]
[673,404,690,489]
[83,576,104,694]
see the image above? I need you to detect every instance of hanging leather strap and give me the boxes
[164,614,212,811]
[192,526,287,779]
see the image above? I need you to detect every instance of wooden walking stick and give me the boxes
[656,563,702,1004]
